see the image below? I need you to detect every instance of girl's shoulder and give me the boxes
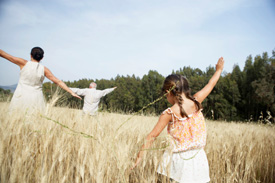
[162,106,182,118]
[162,107,172,115]
[163,106,203,121]
[162,104,179,114]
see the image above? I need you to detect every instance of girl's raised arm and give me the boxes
[193,57,224,103]
[0,49,27,69]
[44,67,82,100]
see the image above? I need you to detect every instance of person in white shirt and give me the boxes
[70,82,116,115]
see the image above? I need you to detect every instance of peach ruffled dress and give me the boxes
[157,108,210,183]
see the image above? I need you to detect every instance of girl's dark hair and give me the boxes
[162,74,202,118]
[31,47,44,61]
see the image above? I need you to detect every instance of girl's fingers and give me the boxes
[216,57,224,71]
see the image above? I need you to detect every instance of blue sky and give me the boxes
[0,0,274,85]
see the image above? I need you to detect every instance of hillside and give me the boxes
[0,84,17,92]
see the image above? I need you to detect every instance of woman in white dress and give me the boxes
[0,47,81,113]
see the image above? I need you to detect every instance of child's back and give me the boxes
[170,97,198,117]
[164,106,206,153]
[133,57,224,183]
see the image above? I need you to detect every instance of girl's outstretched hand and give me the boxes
[216,57,224,71]
[131,158,141,170]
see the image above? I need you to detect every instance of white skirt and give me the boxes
[9,86,46,114]
[157,149,210,183]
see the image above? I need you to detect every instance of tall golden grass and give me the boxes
[0,101,274,183]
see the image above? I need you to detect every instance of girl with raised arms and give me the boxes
[132,57,224,183]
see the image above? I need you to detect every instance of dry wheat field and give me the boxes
[0,101,274,183]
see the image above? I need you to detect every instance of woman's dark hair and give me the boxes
[162,74,202,118]
[31,47,44,61]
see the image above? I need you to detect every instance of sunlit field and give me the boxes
[0,102,274,183]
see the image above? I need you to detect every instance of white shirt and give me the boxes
[70,87,115,115]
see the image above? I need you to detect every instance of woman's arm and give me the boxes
[0,49,27,69]
[194,57,224,103]
[44,67,82,100]
[132,113,171,169]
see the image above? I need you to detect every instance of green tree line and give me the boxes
[42,50,275,122]
[0,88,12,102]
